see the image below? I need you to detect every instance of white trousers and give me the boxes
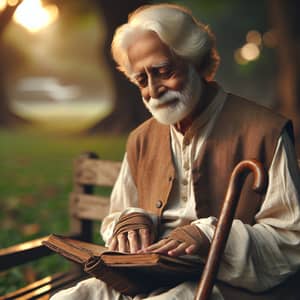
[50,278,224,300]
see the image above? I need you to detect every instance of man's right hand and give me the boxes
[109,227,154,253]
[108,212,155,253]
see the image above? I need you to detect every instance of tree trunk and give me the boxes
[268,0,300,155]
[0,43,11,126]
[89,0,150,134]
[0,1,26,127]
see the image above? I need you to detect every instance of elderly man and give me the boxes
[51,4,300,300]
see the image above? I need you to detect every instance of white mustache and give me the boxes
[142,65,202,125]
[147,90,182,109]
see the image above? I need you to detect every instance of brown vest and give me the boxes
[127,93,292,224]
[126,93,299,300]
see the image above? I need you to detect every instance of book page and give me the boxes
[42,234,107,263]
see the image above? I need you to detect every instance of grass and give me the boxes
[0,128,127,295]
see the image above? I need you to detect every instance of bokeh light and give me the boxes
[13,0,59,32]
[8,0,19,6]
[234,42,261,65]
[0,0,7,10]
[246,30,262,46]
[240,43,260,61]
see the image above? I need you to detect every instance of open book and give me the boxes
[42,234,204,296]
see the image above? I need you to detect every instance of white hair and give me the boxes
[111,4,220,81]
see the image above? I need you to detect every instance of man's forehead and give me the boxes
[127,31,174,68]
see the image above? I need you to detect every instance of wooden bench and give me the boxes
[1,152,300,300]
[0,152,121,300]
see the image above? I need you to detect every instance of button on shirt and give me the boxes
[164,86,227,231]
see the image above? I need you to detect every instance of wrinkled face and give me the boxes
[127,31,202,125]
[127,30,188,101]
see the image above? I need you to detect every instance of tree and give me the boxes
[88,0,150,134]
[0,0,150,132]
[268,0,300,155]
[0,1,24,126]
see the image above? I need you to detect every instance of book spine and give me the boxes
[84,256,149,297]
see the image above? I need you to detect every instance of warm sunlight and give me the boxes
[13,0,59,32]
[0,0,7,11]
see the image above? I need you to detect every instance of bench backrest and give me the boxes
[69,152,121,242]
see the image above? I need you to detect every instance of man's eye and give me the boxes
[158,67,173,78]
[136,76,147,87]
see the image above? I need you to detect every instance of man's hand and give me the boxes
[108,212,155,253]
[139,224,210,257]
[109,227,153,253]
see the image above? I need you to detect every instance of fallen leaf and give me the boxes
[22,223,41,236]
[21,195,36,206]
[2,217,16,230]
[40,186,60,197]
[24,266,37,283]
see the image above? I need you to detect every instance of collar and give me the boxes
[171,82,227,144]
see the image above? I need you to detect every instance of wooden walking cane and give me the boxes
[194,159,267,300]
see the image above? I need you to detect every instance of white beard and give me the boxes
[142,66,202,125]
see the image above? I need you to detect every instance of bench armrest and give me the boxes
[0,234,81,271]
[0,236,53,271]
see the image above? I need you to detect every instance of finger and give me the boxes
[128,230,139,253]
[168,242,188,257]
[142,239,167,252]
[117,233,127,252]
[139,228,151,249]
[108,237,117,251]
[150,239,180,254]
[185,244,198,255]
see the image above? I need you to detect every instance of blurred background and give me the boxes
[0,0,299,294]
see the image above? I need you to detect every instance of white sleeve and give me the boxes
[100,153,138,244]
[193,130,300,292]
[100,153,158,245]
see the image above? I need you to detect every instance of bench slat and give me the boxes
[70,193,110,221]
[1,154,118,298]
[1,271,88,300]
[0,237,52,271]
[74,158,121,187]
[0,235,81,271]
[1,272,71,299]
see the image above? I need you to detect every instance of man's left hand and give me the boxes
[140,224,210,257]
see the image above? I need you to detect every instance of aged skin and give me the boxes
[128,30,188,101]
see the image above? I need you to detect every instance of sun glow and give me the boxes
[0,0,7,10]
[13,0,59,32]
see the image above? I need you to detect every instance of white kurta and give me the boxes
[51,87,300,300]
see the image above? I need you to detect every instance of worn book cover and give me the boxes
[42,234,204,296]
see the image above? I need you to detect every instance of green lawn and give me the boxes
[0,128,127,295]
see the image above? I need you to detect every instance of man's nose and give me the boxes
[148,77,165,99]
